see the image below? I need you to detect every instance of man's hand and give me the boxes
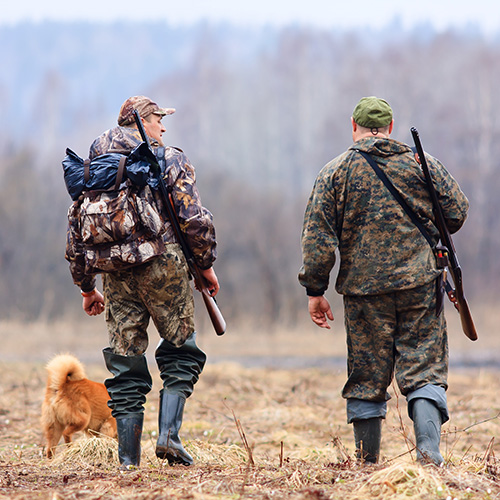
[82,289,105,316]
[308,295,334,329]
[198,267,220,296]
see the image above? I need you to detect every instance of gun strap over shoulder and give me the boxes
[357,150,454,314]
[356,150,435,248]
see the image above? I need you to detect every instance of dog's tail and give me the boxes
[45,354,87,393]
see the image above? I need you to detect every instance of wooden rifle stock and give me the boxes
[411,127,477,341]
[133,110,226,336]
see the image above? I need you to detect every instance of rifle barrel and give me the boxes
[411,127,477,341]
[133,110,226,336]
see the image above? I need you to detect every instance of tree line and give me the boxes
[0,22,498,327]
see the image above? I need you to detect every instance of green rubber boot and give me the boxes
[103,348,152,469]
[412,398,444,465]
[353,417,382,464]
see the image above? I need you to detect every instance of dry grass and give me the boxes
[0,310,498,499]
[0,352,499,499]
[51,435,119,468]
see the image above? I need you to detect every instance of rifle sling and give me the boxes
[357,150,435,247]
[357,150,452,295]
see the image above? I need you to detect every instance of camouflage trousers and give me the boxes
[342,279,448,403]
[102,243,195,356]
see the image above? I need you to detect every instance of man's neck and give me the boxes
[354,131,391,142]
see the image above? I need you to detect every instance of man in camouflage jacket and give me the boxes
[299,97,469,465]
[65,96,219,469]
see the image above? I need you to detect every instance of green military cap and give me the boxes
[352,96,393,128]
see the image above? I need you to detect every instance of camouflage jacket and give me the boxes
[66,126,217,291]
[299,137,469,296]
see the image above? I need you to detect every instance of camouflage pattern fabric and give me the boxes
[89,125,217,270]
[79,184,164,246]
[159,146,217,270]
[103,243,195,354]
[66,183,166,277]
[298,137,469,296]
[342,280,448,402]
[117,95,175,127]
[65,125,217,290]
[89,126,144,156]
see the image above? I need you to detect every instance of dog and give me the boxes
[41,353,117,458]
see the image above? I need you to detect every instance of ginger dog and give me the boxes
[41,354,117,458]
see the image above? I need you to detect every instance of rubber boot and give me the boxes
[155,391,193,466]
[116,415,143,469]
[353,417,382,464]
[102,349,152,469]
[412,398,444,465]
[103,348,152,416]
[155,333,206,400]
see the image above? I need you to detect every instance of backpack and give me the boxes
[64,149,166,273]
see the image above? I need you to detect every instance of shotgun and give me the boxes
[133,109,226,336]
[411,127,477,341]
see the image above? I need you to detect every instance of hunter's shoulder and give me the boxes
[316,149,357,181]
[164,145,185,159]
[89,126,142,158]
[164,145,195,171]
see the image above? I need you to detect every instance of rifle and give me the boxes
[133,109,226,336]
[410,127,477,341]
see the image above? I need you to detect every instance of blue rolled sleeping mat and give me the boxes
[62,143,153,200]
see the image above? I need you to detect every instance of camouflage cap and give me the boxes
[352,96,393,128]
[117,95,175,126]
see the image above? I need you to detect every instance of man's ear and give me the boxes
[351,117,357,132]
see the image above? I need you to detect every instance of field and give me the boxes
[0,310,498,500]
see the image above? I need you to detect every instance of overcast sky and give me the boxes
[2,0,499,34]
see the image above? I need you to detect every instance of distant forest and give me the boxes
[0,21,499,327]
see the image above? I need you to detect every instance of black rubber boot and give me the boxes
[353,417,382,464]
[155,391,193,466]
[412,398,444,465]
[116,415,143,469]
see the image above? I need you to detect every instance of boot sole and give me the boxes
[156,447,193,466]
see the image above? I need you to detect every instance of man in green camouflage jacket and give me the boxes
[65,96,219,469]
[299,96,469,465]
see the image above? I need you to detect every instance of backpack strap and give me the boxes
[114,155,127,190]
[83,155,127,191]
[81,154,128,193]
[84,159,91,184]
